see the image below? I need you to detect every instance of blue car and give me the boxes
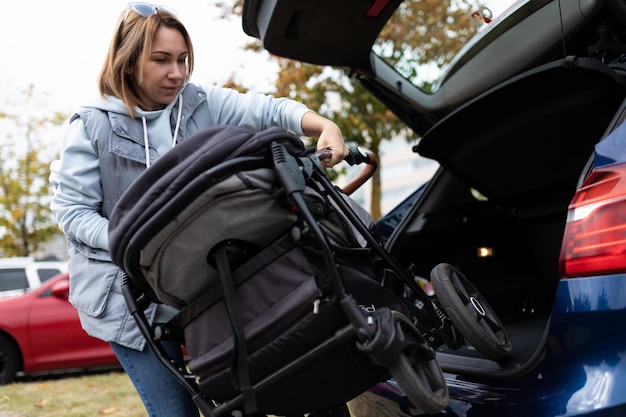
[243,0,626,415]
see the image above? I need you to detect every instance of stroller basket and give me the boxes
[109,125,450,417]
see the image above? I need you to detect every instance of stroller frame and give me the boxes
[120,137,450,417]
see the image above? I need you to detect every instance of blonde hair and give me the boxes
[98,7,195,117]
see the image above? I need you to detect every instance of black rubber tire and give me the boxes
[0,333,21,384]
[430,263,512,362]
[384,313,448,414]
[388,350,448,414]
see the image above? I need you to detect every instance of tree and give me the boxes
[0,84,67,257]
[222,0,485,217]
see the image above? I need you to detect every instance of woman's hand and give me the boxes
[301,112,348,167]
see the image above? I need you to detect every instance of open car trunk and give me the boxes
[384,57,626,377]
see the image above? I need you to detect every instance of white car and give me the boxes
[0,257,68,298]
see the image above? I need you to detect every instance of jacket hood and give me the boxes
[85,95,130,115]
[84,84,187,120]
[82,86,187,168]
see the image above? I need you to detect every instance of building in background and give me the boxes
[345,136,439,216]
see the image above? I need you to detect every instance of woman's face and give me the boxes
[134,25,187,111]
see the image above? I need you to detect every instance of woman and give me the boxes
[49,3,348,416]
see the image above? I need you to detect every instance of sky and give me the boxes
[0,0,511,150]
[0,0,511,110]
[0,1,277,117]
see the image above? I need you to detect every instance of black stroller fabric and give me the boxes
[182,233,409,414]
[109,126,305,307]
[109,125,413,415]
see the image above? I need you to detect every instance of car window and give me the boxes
[374,0,519,92]
[38,268,63,283]
[0,268,29,291]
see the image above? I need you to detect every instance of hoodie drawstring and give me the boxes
[172,93,183,147]
[143,94,184,168]
[142,116,150,168]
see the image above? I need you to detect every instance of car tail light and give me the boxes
[559,162,626,278]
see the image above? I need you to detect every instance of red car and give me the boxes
[0,272,119,383]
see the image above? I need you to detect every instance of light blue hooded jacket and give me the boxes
[49,82,310,349]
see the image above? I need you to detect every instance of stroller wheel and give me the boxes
[430,263,512,362]
[388,349,448,414]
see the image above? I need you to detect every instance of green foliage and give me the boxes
[222,1,486,217]
[269,1,483,218]
[0,84,67,257]
[376,0,483,75]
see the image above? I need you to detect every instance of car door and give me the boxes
[26,276,113,370]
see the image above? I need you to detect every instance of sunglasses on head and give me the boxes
[124,2,178,20]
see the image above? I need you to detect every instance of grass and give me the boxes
[0,371,147,417]
[0,371,367,417]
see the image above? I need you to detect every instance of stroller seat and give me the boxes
[109,125,450,417]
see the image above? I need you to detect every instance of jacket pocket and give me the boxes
[67,239,118,318]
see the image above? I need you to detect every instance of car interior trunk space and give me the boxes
[385,57,626,378]
[387,171,570,378]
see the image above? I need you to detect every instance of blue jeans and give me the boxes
[110,341,200,417]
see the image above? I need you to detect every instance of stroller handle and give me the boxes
[340,147,378,195]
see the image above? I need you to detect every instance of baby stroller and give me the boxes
[108,125,511,417]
